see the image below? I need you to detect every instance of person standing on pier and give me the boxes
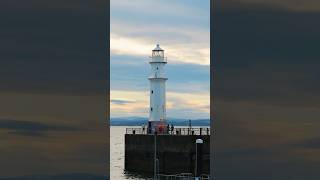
[142,124,145,134]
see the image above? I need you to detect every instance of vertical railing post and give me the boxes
[154,131,157,180]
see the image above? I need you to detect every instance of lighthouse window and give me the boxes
[156,67,158,70]
[151,107,153,111]
[151,90,153,94]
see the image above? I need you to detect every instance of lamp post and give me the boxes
[195,139,203,179]
[154,131,158,179]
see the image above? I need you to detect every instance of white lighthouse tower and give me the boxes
[148,44,167,133]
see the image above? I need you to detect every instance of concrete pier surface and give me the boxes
[124,128,210,176]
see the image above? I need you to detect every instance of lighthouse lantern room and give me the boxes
[148,44,168,134]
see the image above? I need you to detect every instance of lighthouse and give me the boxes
[148,44,167,133]
[125,44,210,177]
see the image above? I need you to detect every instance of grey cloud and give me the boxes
[292,137,320,149]
[0,0,107,95]
[213,2,320,107]
[111,99,136,105]
[212,1,320,179]
[0,173,107,180]
[0,119,77,137]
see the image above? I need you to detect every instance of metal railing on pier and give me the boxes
[156,173,210,180]
[125,127,210,136]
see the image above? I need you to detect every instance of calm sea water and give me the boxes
[110,126,146,180]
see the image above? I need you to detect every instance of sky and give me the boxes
[212,0,320,179]
[1,0,319,179]
[110,0,210,119]
[0,0,108,178]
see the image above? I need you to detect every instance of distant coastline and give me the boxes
[110,117,210,126]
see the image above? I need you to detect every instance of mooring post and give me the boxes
[195,139,203,179]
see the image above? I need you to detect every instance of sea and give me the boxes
[110,126,147,180]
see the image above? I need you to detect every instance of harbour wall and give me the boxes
[125,134,210,175]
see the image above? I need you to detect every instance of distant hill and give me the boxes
[110,117,210,126]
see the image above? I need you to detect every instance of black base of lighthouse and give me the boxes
[147,121,168,134]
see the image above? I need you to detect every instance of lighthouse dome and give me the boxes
[153,44,164,51]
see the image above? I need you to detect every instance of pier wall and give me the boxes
[125,134,210,175]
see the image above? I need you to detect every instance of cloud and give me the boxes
[0,119,77,137]
[0,173,107,180]
[111,20,209,43]
[212,1,320,179]
[0,0,108,178]
[110,90,149,117]
[0,0,107,95]
[1,0,106,15]
[213,1,320,108]
[293,137,320,149]
[110,0,210,66]
[110,33,210,65]
[110,90,209,118]
[220,0,320,12]
[111,0,209,20]
[213,100,320,180]
[110,99,136,105]
[0,121,107,177]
